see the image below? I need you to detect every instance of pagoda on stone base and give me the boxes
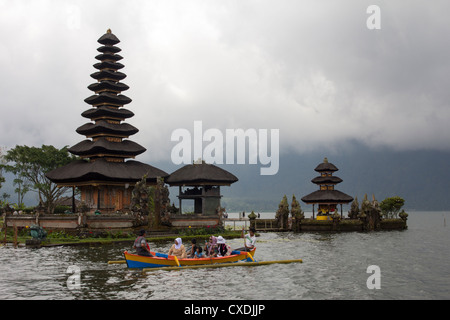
[301,157,353,219]
[46,29,168,213]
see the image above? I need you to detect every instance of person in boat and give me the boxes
[204,236,218,257]
[133,230,153,257]
[187,238,197,258]
[217,236,231,257]
[194,246,205,259]
[235,227,256,252]
[168,237,187,259]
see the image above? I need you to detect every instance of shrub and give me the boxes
[380,196,405,219]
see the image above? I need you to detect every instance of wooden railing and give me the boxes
[223,218,282,231]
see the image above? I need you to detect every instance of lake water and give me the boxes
[0,211,449,300]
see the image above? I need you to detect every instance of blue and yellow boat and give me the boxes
[123,248,256,269]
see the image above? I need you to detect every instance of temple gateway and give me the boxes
[46,30,168,214]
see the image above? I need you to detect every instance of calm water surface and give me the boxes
[0,211,449,300]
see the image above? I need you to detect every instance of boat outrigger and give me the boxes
[123,248,256,269]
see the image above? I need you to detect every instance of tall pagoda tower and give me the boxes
[46,29,168,213]
[301,157,353,219]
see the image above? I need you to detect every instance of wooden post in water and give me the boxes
[3,223,6,245]
[13,225,18,248]
[72,186,76,213]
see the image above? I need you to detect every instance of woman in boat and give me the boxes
[168,237,187,259]
[217,236,231,257]
[204,236,218,257]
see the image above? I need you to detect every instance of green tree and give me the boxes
[1,145,77,213]
[290,195,304,219]
[1,193,10,201]
[380,196,405,219]
[13,177,30,206]
[0,146,6,189]
[0,170,4,190]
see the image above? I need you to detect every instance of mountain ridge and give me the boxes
[2,143,449,212]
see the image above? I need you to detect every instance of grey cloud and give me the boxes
[1,0,449,165]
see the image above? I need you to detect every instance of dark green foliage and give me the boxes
[1,145,78,213]
[380,196,405,218]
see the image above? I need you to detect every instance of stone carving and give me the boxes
[348,196,360,219]
[290,195,304,232]
[275,195,289,230]
[130,175,150,218]
[130,175,172,227]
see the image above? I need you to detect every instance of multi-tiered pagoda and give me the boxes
[46,29,168,213]
[301,157,353,219]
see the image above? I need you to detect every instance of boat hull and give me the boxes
[124,248,256,269]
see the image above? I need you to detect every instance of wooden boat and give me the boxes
[123,248,256,269]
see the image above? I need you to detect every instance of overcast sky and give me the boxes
[1,0,449,166]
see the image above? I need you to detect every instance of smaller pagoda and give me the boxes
[166,160,238,216]
[301,157,353,219]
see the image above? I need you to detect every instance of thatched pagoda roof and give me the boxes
[87,81,129,93]
[90,70,127,81]
[311,176,343,184]
[166,162,238,186]
[314,157,339,172]
[81,106,134,120]
[46,159,168,185]
[76,121,138,137]
[93,61,125,70]
[84,92,132,106]
[97,45,121,54]
[68,138,146,157]
[95,53,123,61]
[98,29,120,45]
[301,190,353,204]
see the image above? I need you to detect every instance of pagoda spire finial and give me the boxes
[107,28,112,34]
[323,157,328,163]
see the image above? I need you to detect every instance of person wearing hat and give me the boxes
[133,230,153,257]
[217,236,231,257]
